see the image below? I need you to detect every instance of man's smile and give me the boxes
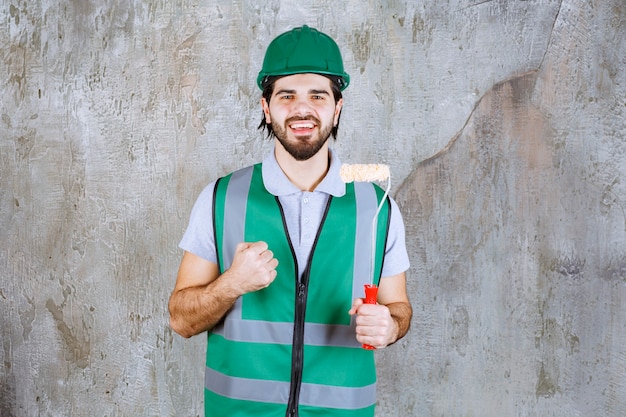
[286,117,319,135]
[289,121,316,130]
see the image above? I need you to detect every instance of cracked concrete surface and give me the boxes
[1,0,624,416]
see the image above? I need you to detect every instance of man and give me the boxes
[169,25,412,417]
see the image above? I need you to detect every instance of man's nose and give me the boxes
[291,97,313,116]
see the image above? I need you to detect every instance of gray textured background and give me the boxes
[1,0,624,416]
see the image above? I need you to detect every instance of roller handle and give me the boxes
[362,284,378,350]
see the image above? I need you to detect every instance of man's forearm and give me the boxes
[387,301,413,344]
[168,276,240,338]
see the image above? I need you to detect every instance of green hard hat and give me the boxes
[257,25,350,91]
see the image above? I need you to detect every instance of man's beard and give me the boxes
[272,116,334,161]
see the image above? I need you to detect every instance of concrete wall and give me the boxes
[1,0,624,416]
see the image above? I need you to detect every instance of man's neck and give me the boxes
[274,143,330,192]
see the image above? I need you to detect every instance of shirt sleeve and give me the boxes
[381,196,411,278]
[178,182,218,264]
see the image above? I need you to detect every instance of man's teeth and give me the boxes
[290,122,315,129]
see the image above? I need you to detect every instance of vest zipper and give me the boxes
[278,196,333,417]
[287,279,308,417]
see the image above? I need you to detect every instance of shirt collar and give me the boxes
[262,146,346,197]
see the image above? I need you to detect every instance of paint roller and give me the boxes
[340,164,391,350]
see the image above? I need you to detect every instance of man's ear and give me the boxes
[261,97,271,123]
[333,98,344,126]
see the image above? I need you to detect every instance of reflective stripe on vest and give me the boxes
[205,367,376,410]
[208,164,389,414]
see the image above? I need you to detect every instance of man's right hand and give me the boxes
[225,241,279,295]
[168,241,278,338]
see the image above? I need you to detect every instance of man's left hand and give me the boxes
[349,298,398,349]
